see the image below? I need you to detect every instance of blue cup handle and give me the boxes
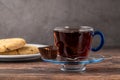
[91,31,104,52]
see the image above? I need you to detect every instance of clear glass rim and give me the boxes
[54,26,94,32]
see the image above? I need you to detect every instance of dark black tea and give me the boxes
[54,29,92,59]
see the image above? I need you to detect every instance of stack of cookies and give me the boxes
[0,38,39,55]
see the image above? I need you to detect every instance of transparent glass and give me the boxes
[40,26,105,72]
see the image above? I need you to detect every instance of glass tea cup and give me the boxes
[53,26,104,71]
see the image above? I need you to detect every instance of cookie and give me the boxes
[0,50,18,55]
[18,45,39,55]
[0,45,39,55]
[0,38,26,52]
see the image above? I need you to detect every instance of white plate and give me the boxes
[0,44,48,61]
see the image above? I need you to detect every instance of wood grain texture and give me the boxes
[0,49,119,80]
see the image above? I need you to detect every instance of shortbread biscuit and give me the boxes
[0,45,39,55]
[18,45,39,55]
[0,50,18,55]
[0,38,26,52]
[0,45,6,52]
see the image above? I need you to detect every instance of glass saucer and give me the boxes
[41,54,104,72]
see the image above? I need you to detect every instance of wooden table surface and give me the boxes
[0,49,119,80]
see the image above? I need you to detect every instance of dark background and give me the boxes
[0,0,119,48]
